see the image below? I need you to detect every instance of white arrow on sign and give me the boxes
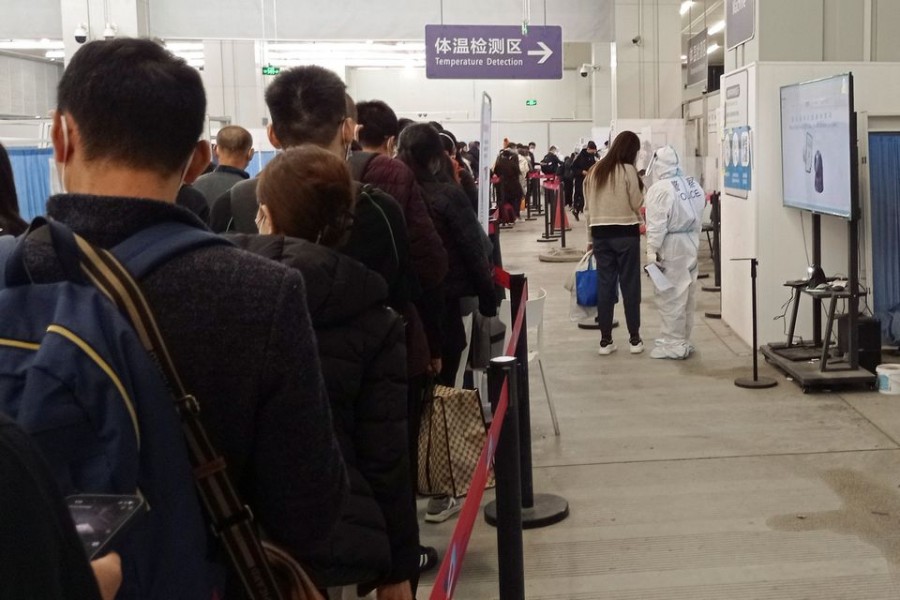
[527,41,553,64]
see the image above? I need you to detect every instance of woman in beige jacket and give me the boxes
[583,130,645,355]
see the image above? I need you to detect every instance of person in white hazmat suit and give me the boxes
[644,146,706,359]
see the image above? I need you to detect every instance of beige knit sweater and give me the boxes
[583,163,644,229]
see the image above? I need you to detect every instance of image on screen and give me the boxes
[780,73,853,218]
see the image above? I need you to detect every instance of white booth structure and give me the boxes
[719,61,900,350]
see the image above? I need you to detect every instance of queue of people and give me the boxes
[0,37,710,600]
[0,38,498,600]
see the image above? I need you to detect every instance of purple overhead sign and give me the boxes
[425,25,563,80]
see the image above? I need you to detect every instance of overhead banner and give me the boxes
[727,0,756,49]
[479,92,492,232]
[425,25,563,79]
[687,29,708,88]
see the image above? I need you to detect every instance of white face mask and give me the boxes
[180,149,195,184]
[55,114,69,194]
[255,205,271,234]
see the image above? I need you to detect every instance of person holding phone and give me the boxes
[0,413,122,600]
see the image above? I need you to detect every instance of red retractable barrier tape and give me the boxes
[428,275,526,600]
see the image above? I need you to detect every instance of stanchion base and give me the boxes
[484,494,570,529]
[698,273,710,280]
[702,285,721,292]
[704,311,722,319]
[538,247,584,263]
[734,376,778,389]
[536,236,561,243]
[525,217,538,221]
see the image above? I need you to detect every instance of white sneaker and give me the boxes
[629,339,644,354]
[425,496,461,523]
[598,341,618,355]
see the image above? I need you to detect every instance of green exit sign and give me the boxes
[262,65,281,76]
[525,99,537,106]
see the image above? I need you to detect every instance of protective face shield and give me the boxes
[646,145,683,184]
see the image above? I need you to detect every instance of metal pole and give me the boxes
[735,258,777,389]
[508,274,534,508]
[751,259,759,380]
[489,356,525,600]
[558,186,567,249]
[485,274,570,529]
[812,214,823,347]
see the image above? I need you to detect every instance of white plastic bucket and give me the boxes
[876,364,900,395]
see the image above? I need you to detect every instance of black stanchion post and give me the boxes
[485,274,569,529]
[558,186,568,249]
[735,258,777,389]
[525,178,533,221]
[488,356,525,600]
[538,179,559,243]
[713,193,722,288]
[509,274,534,507]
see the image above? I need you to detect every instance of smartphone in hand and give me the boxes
[68,494,146,559]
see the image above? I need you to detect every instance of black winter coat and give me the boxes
[420,181,496,355]
[26,196,348,600]
[350,152,448,371]
[230,234,418,591]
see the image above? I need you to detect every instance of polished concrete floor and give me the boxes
[418,215,900,599]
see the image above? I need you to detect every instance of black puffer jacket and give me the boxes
[420,181,496,356]
[229,234,418,592]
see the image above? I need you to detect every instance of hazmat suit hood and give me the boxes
[647,145,683,181]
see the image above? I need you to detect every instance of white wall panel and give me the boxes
[0,0,61,39]
[348,68,590,122]
[721,61,900,346]
[0,55,61,118]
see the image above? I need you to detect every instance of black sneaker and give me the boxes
[419,545,439,572]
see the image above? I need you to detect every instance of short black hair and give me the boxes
[356,100,399,148]
[587,141,598,150]
[57,38,206,175]
[265,66,347,148]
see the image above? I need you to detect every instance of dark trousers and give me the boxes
[563,178,574,207]
[592,234,641,340]
[573,177,586,212]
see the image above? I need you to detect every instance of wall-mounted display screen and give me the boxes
[780,73,854,219]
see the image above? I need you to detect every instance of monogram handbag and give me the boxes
[417,383,494,498]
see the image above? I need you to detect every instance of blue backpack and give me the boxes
[0,220,228,599]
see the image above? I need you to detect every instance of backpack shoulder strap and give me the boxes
[112,222,231,280]
[0,235,17,288]
[348,151,379,181]
[76,233,286,600]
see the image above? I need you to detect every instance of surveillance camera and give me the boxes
[580,64,589,78]
[74,24,88,44]
[632,35,642,45]
[103,23,117,40]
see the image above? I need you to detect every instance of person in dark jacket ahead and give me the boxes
[0,142,28,236]
[232,144,418,600]
[28,39,347,599]
[219,66,413,315]
[198,125,254,209]
[397,124,496,524]
[352,102,446,561]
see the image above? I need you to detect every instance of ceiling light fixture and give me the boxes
[680,1,694,16]
[708,20,726,35]
[707,43,721,55]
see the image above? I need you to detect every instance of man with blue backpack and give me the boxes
[0,38,348,600]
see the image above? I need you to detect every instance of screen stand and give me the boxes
[811,214,822,346]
